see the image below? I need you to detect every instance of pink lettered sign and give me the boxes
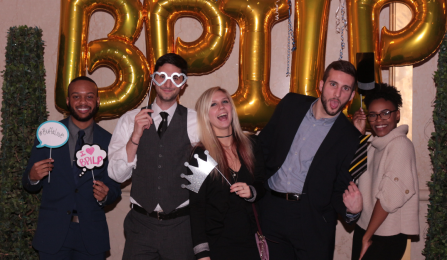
[76,144,107,170]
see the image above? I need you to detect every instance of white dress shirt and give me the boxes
[108,100,199,211]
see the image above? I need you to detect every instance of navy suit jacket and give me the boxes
[22,118,121,255]
[258,93,360,259]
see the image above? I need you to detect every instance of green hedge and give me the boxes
[424,34,447,259]
[0,26,48,259]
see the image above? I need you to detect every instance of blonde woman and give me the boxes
[188,87,266,260]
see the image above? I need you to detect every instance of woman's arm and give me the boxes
[359,199,389,259]
[189,148,211,259]
[251,136,267,202]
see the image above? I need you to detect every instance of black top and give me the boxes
[189,136,266,259]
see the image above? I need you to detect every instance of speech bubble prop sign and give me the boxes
[36,121,69,183]
[76,144,107,182]
[36,121,69,148]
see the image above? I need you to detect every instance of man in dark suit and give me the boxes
[22,76,121,259]
[258,60,363,259]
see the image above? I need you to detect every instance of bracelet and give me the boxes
[130,139,139,146]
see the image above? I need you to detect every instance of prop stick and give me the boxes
[216,168,232,186]
[91,170,96,182]
[48,148,52,183]
[360,94,363,109]
[146,79,154,107]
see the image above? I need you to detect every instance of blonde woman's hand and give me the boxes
[230,182,252,198]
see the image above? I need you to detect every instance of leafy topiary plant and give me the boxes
[424,33,447,259]
[0,26,48,259]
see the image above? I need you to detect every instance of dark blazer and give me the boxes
[189,136,266,259]
[258,93,360,259]
[22,118,121,255]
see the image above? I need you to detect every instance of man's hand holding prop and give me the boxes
[34,121,69,183]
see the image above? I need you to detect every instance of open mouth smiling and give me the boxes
[217,112,228,121]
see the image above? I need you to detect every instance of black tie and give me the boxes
[158,112,169,138]
[72,130,85,185]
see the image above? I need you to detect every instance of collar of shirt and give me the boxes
[68,116,94,142]
[151,98,178,127]
[307,99,339,126]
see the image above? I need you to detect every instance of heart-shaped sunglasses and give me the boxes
[146,71,188,107]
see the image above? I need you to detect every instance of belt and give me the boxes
[271,190,301,201]
[71,215,79,223]
[71,210,79,223]
[132,204,190,220]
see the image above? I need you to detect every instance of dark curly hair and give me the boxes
[364,83,402,110]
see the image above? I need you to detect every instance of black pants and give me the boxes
[352,224,407,260]
[122,209,195,260]
[39,222,105,260]
[258,191,310,260]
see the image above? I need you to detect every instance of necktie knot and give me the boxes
[78,130,85,140]
[160,112,169,121]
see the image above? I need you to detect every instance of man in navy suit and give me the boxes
[23,76,121,259]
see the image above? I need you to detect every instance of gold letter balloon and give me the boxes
[87,39,151,119]
[56,0,446,128]
[144,0,236,75]
[346,0,446,114]
[220,0,289,131]
[290,0,331,98]
[55,0,147,119]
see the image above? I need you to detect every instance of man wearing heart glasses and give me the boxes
[108,53,198,259]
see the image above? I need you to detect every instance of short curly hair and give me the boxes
[364,84,402,110]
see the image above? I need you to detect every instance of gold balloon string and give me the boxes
[335,0,347,60]
[286,0,296,77]
[275,0,280,21]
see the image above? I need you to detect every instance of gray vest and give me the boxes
[131,105,192,213]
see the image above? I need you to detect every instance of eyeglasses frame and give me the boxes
[366,110,398,122]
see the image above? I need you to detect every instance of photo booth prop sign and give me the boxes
[182,150,232,193]
[36,121,70,183]
[36,121,69,148]
[75,144,107,182]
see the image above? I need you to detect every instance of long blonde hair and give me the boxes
[195,87,255,181]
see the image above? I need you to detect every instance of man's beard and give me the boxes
[321,91,350,116]
[68,102,99,122]
[157,86,178,103]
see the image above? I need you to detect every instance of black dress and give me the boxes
[189,137,266,260]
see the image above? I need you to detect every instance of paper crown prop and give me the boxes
[181,150,217,193]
